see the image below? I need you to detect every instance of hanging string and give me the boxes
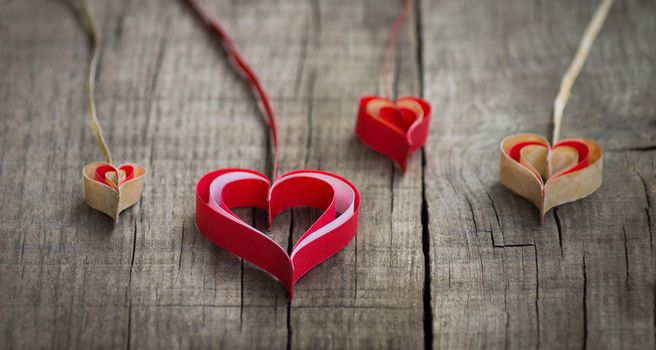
[80,0,113,164]
[552,0,614,144]
[381,0,411,100]
[185,0,280,179]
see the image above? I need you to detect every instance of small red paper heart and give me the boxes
[355,96,431,171]
[94,164,136,190]
[196,169,360,297]
[507,139,591,181]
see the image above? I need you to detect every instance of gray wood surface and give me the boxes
[0,0,653,349]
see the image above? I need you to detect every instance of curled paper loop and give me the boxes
[500,134,602,221]
[196,169,360,296]
[355,96,431,171]
[83,162,146,222]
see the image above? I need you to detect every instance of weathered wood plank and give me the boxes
[0,0,426,348]
[1,0,654,348]
[420,0,656,348]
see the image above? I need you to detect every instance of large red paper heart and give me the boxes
[500,134,602,221]
[355,96,431,171]
[196,168,360,296]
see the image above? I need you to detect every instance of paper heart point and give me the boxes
[83,162,146,222]
[500,134,603,222]
[196,168,360,297]
[355,96,431,171]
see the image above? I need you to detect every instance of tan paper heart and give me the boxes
[500,134,602,221]
[499,0,612,222]
[83,162,146,222]
[76,0,147,222]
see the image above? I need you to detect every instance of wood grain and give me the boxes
[0,0,654,349]
[420,0,656,348]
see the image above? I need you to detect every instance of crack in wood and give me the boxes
[285,209,295,346]
[486,191,503,246]
[533,244,540,348]
[126,299,132,350]
[554,207,564,256]
[240,259,244,330]
[390,163,395,260]
[128,219,137,290]
[623,226,630,289]
[19,228,26,264]
[287,211,294,255]
[421,150,433,350]
[608,145,656,152]
[493,243,536,249]
[464,195,479,235]
[178,222,185,272]
[413,2,433,346]
[636,171,653,253]
[240,209,255,331]
[582,255,588,350]
[354,226,358,306]
[504,286,510,350]
[286,298,292,350]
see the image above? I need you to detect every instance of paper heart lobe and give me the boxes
[355,96,431,171]
[195,168,360,296]
[83,162,146,222]
[500,134,603,221]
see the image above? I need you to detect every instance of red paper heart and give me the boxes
[355,96,431,171]
[94,164,136,189]
[196,168,360,296]
[507,139,591,181]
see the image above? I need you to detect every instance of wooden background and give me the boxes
[1,0,654,348]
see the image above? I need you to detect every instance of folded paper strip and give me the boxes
[83,162,146,222]
[500,134,603,222]
[355,96,431,171]
[196,168,360,297]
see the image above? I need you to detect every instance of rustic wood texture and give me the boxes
[0,0,653,349]
[421,0,656,348]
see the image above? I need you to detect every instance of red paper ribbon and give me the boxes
[185,0,360,296]
[94,164,135,189]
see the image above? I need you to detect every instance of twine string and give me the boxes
[552,0,614,144]
[80,0,112,164]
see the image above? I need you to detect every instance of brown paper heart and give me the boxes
[83,162,146,222]
[500,134,603,222]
